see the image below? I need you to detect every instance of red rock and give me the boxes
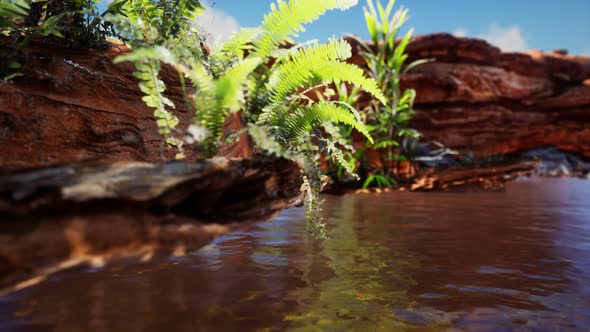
[1,34,589,170]
[346,33,590,159]
[0,41,196,171]
[402,63,555,103]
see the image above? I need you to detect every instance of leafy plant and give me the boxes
[0,0,66,80]
[334,0,429,187]
[109,0,203,41]
[362,174,394,189]
[18,0,120,49]
[116,0,387,238]
[0,0,30,28]
[109,0,206,157]
[194,0,388,237]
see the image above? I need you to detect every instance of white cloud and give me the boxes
[478,23,528,52]
[194,4,240,44]
[452,28,468,38]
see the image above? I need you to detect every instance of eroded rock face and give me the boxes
[349,34,590,159]
[0,41,197,170]
[0,157,303,293]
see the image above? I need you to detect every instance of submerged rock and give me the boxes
[410,160,539,191]
[408,147,590,191]
[0,157,303,294]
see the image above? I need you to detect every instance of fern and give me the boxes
[258,38,386,143]
[137,62,183,145]
[267,39,352,103]
[248,124,291,159]
[186,57,262,155]
[216,27,260,60]
[107,0,387,237]
[114,47,184,155]
[322,137,358,179]
[282,102,373,143]
[115,0,203,39]
[215,57,263,112]
[255,102,287,126]
[315,61,386,103]
[108,0,209,156]
[254,0,357,58]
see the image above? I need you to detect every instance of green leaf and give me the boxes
[215,57,262,111]
[268,38,353,103]
[254,0,358,58]
[312,61,386,104]
[402,58,433,74]
[283,102,373,143]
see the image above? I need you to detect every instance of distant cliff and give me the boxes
[352,33,590,159]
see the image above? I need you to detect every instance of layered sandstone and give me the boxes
[358,34,590,159]
[0,41,196,171]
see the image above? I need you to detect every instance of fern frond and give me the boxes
[313,61,386,104]
[134,61,180,141]
[323,139,358,179]
[332,100,362,124]
[215,57,262,111]
[216,27,260,60]
[191,57,262,154]
[114,45,177,65]
[254,0,357,58]
[192,67,223,152]
[256,101,286,125]
[282,102,373,143]
[187,60,216,121]
[268,38,352,103]
[114,48,181,148]
[248,124,291,158]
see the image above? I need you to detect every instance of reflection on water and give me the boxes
[1,178,590,331]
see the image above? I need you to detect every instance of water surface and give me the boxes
[1,178,590,331]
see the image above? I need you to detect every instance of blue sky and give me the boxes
[196,0,590,55]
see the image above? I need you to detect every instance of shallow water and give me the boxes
[1,178,590,331]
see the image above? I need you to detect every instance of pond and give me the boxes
[1,178,589,331]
